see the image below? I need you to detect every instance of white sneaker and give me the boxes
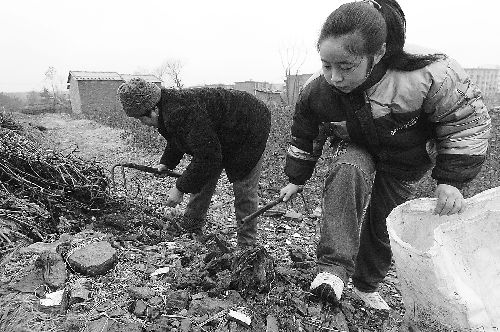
[310,272,344,303]
[353,288,390,310]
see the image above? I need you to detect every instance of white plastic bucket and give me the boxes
[387,187,500,331]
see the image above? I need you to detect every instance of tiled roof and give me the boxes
[120,74,162,83]
[67,71,161,83]
[67,71,122,82]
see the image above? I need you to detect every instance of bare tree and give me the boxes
[280,44,308,106]
[166,60,184,89]
[45,66,57,108]
[154,59,184,89]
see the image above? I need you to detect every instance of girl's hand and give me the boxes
[434,184,466,215]
[280,183,302,202]
[166,186,184,207]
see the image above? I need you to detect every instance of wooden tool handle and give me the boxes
[241,196,284,224]
[240,187,303,224]
[113,163,182,178]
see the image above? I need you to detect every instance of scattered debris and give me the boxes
[228,308,252,327]
[230,245,275,297]
[128,286,156,300]
[39,289,68,314]
[284,210,303,220]
[266,314,279,332]
[36,251,67,289]
[9,267,45,294]
[150,266,170,277]
[68,278,90,305]
[66,240,117,276]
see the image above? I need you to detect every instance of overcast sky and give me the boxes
[1,0,499,92]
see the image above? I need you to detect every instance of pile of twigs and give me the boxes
[0,112,109,255]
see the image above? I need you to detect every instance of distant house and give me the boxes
[202,83,235,90]
[234,80,275,95]
[284,73,314,106]
[233,80,284,105]
[66,71,161,115]
[255,89,283,106]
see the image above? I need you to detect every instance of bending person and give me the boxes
[118,78,271,248]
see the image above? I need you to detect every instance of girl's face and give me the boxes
[319,34,384,93]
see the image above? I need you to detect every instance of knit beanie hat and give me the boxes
[117,78,161,117]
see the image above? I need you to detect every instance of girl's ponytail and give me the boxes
[377,0,442,71]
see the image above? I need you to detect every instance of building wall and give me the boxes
[234,81,274,95]
[234,81,257,95]
[68,76,82,114]
[204,83,235,89]
[77,80,123,115]
[255,90,283,106]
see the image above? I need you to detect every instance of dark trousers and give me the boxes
[184,156,263,246]
[317,143,417,292]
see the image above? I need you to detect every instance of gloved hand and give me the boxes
[156,163,169,173]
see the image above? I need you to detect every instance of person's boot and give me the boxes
[164,216,206,237]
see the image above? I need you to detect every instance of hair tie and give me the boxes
[360,0,381,10]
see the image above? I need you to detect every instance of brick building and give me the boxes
[67,71,161,115]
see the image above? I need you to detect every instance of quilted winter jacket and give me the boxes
[157,87,271,194]
[285,56,491,188]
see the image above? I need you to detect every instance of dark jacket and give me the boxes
[157,87,271,194]
[285,56,491,188]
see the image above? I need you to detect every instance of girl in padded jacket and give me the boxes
[280,0,491,310]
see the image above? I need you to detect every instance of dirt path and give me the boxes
[13,112,158,170]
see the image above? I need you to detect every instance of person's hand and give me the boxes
[434,183,466,215]
[280,183,302,202]
[166,186,184,207]
[156,164,169,173]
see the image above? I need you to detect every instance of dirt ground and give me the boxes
[15,112,156,168]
